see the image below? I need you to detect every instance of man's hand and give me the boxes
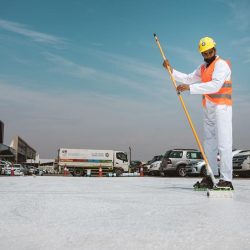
[176,84,190,92]
[163,59,173,73]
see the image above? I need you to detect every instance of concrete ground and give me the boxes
[0,176,250,250]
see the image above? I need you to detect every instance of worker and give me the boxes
[163,37,233,190]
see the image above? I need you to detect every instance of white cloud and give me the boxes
[91,42,104,47]
[94,51,167,81]
[170,47,201,66]
[231,37,250,46]
[231,37,250,64]
[0,19,64,45]
[43,52,97,77]
[42,52,171,100]
[221,0,250,32]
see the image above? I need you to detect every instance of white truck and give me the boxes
[58,148,129,176]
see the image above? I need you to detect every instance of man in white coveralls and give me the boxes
[163,37,233,190]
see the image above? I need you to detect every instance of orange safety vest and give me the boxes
[201,57,232,106]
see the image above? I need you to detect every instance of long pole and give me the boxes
[129,146,131,173]
[129,146,131,164]
[153,33,216,186]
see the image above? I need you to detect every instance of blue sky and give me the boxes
[0,0,250,161]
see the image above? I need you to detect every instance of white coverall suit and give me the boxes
[172,56,232,182]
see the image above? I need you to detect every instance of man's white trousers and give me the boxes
[203,100,232,182]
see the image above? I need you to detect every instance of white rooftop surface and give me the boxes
[0,176,250,250]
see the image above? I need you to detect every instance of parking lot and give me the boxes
[0,176,250,250]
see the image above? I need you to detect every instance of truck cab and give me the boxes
[114,151,129,174]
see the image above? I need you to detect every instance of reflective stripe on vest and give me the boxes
[201,57,232,106]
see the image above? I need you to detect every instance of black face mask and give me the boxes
[204,55,216,65]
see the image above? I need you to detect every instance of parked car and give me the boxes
[27,166,40,175]
[0,161,11,175]
[187,160,208,177]
[159,149,203,177]
[129,161,142,173]
[233,150,250,177]
[187,149,246,176]
[148,159,162,176]
[145,155,163,168]
[14,164,29,175]
[145,155,163,174]
[0,164,5,174]
[38,169,44,176]
[0,164,6,175]
[5,166,22,176]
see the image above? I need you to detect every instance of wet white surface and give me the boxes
[0,176,250,250]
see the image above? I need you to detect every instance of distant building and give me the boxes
[0,120,4,144]
[10,136,36,163]
[0,144,16,162]
[0,120,16,162]
[26,155,55,166]
[26,155,57,173]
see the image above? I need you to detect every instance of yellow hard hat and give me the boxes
[198,37,216,53]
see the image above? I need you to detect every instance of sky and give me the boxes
[0,0,250,161]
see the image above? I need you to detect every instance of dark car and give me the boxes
[129,161,143,173]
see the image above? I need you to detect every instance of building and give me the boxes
[10,136,36,163]
[0,121,16,162]
[0,120,4,144]
[0,144,16,162]
[26,155,57,173]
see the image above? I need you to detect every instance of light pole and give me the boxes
[129,146,131,165]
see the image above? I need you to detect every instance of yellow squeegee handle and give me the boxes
[153,33,215,184]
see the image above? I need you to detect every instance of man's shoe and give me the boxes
[216,180,234,190]
[193,176,214,189]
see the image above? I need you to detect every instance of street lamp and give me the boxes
[129,146,131,165]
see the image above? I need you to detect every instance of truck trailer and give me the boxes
[58,148,129,176]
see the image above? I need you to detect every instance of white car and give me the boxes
[148,160,162,176]
[187,149,246,176]
[144,155,163,173]
[187,160,208,176]
[0,161,11,174]
[0,164,6,175]
[233,150,250,177]
[5,167,22,176]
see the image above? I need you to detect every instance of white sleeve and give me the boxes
[172,67,201,85]
[189,60,231,94]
